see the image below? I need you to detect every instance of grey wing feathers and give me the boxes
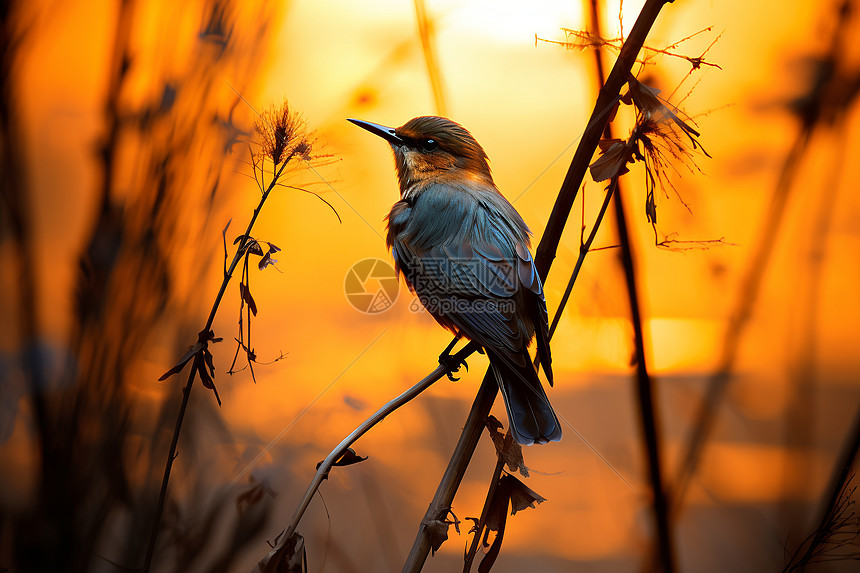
[515,243,553,385]
[388,183,547,372]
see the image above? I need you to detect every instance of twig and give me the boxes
[546,160,615,341]
[533,0,675,280]
[256,361,470,571]
[779,114,848,530]
[463,450,506,572]
[413,0,447,116]
[589,1,674,568]
[144,150,294,573]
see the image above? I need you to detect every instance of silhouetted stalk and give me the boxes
[0,0,42,452]
[779,121,846,529]
[673,0,853,508]
[413,0,447,116]
[590,2,674,571]
[546,161,614,341]
[462,453,505,572]
[404,1,676,571]
[256,357,484,572]
[784,406,860,572]
[612,180,675,573]
[145,153,294,573]
[782,111,853,569]
[284,364,448,539]
[672,128,812,510]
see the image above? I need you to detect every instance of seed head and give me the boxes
[255,102,312,166]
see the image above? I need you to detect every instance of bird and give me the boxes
[349,116,561,445]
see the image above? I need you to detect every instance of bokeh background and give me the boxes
[2,0,859,572]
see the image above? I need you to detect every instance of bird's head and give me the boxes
[349,116,493,198]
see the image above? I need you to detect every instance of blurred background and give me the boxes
[1,0,859,571]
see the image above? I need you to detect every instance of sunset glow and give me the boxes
[2,1,859,572]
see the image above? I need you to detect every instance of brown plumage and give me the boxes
[349,116,561,445]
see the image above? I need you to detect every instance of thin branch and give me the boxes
[463,444,506,572]
[146,147,294,573]
[546,166,615,341]
[256,362,457,572]
[279,183,343,223]
[413,0,447,116]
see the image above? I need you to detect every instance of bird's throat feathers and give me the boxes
[393,148,493,200]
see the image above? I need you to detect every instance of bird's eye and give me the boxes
[421,138,439,152]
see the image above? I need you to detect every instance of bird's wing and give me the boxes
[515,242,553,385]
[394,226,530,368]
[388,183,552,377]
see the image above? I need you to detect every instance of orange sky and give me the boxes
[3,0,860,572]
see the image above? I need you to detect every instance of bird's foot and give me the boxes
[438,340,482,381]
[439,351,469,382]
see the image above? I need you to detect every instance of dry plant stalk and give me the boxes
[147,100,317,573]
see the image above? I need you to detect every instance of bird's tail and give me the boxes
[488,350,561,445]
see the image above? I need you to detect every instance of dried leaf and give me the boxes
[198,328,223,345]
[233,234,251,245]
[240,282,258,316]
[195,355,221,406]
[479,484,509,573]
[259,252,278,270]
[485,416,529,478]
[425,509,460,555]
[157,329,221,381]
[315,448,368,471]
[257,531,307,573]
[589,140,631,182]
[478,474,546,572]
[158,342,204,381]
[478,530,504,573]
[598,138,625,151]
[627,75,709,156]
[505,474,546,515]
[204,348,215,376]
[426,520,450,555]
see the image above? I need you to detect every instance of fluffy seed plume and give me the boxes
[255,102,312,166]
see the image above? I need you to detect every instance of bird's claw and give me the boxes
[439,353,469,382]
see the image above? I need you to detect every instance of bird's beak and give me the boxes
[347,118,403,146]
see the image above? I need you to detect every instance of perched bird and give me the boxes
[349,116,561,445]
